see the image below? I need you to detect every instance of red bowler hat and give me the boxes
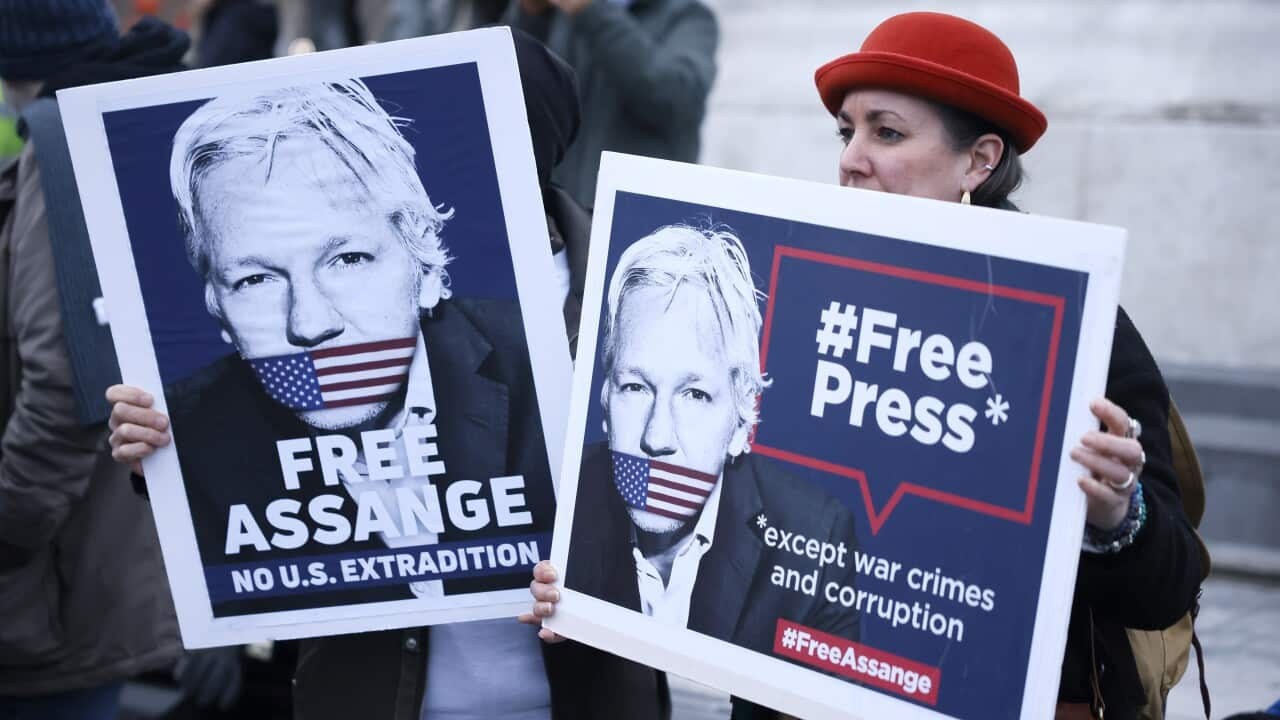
[814,12,1047,153]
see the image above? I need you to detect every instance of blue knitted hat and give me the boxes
[0,0,120,82]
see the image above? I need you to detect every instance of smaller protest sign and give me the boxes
[546,153,1126,720]
[58,28,569,647]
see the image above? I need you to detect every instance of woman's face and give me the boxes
[836,89,972,202]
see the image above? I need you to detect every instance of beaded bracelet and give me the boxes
[1082,481,1147,554]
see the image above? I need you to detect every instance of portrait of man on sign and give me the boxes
[565,224,860,654]
[163,78,554,617]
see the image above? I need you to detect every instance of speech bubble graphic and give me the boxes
[752,246,1066,535]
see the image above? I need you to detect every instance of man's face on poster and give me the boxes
[196,138,441,431]
[605,283,750,532]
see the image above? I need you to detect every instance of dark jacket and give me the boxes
[1057,307,1203,719]
[291,190,668,720]
[0,141,180,696]
[0,18,187,695]
[506,0,719,208]
[568,444,861,654]
[195,0,278,68]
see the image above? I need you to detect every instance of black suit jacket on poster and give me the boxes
[166,297,555,617]
[567,443,861,655]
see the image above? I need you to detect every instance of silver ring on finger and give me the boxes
[1125,417,1142,439]
[1107,471,1136,491]
[1132,449,1146,478]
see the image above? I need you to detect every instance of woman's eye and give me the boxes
[876,126,904,141]
[331,251,373,267]
[232,273,271,291]
[836,127,853,145]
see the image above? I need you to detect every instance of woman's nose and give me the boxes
[838,135,871,183]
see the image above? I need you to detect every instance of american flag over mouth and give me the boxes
[248,336,416,411]
[612,451,718,521]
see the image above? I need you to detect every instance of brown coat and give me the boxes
[0,142,181,695]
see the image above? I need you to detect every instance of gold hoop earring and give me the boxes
[961,189,972,205]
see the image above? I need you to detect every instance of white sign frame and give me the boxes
[59,27,570,648]
[545,152,1126,720]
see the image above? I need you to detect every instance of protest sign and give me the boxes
[546,153,1126,719]
[58,28,569,647]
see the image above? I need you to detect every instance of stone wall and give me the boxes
[701,0,1280,370]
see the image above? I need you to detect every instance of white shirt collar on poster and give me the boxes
[632,474,724,628]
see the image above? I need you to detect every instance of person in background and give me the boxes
[192,0,279,67]
[504,0,718,209]
[529,11,1204,720]
[0,2,186,717]
[0,85,22,158]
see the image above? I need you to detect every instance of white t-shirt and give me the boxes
[421,619,552,720]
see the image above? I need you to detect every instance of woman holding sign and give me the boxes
[528,11,1204,720]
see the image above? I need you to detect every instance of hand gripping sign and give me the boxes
[548,154,1124,720]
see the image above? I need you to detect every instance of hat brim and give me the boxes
[815,51,1047,153]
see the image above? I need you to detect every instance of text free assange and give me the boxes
[225,426,534,555]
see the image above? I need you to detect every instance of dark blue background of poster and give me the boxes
[102,63,518,385]
[579,191,1089,719]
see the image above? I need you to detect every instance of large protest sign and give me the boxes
[546,153,1125,719]
[58,28,570,647]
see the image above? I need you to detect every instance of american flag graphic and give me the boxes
[248,336,416,410]
[612,451,717,521]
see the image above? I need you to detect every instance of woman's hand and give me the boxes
[106,384,172,475]
[517,560,566,643]
[1070,397,1145,531]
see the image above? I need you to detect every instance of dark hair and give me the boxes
[928,99,1025,210]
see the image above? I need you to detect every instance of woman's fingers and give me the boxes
[109,402,170,434]
[534,584,560,603]
[537,628,566,644]
[532,560,558,584]
[1070,446,1134,487]
[1089,397,1132,437]
[107,392,172,475]
[112,439,162,462]
[525,560,563,633]
[110,421,172,450]
[529,580,560,603]
[106,384,155,407]
[1077,474,1120,502]
[1078,431,1143,468]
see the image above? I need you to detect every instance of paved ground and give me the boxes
[1167,574,1280,720]
[668,573,1280,719]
